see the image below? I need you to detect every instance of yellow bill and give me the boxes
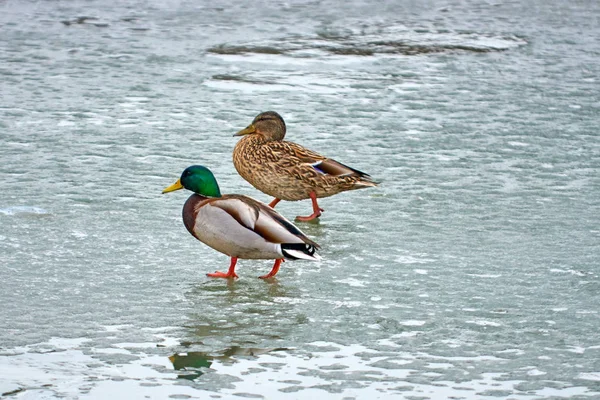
[162,179,184,194]
[234,124,256,136]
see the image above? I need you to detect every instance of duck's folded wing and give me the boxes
[234,196,320,248]
[310,158,374,180]
[270,141,376,182]
[267,141,325,164]
[199,198,282,259]
[210,197,259,230]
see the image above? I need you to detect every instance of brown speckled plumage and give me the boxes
[233,111,377,202]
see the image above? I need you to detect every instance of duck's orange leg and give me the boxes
[259,259,284,279]
[295,192,324,222]
[268,198,281,208]
[207,257,239,279]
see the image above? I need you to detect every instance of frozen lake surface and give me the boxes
[1,0,599,398]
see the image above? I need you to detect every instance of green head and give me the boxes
[162,165,222,197]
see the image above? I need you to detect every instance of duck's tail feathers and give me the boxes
[310,159,379,188]
[281,243,321,261]
[354,179,379,188]
[350,169,380,187]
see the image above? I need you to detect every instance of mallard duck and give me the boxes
[162,165,321,279]
[233,111,377,221]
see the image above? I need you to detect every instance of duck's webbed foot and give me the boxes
[259,259,283,279]
[207,257,239,279]
[295,192,323,222]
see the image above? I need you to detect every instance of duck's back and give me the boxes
[233,135,376,201]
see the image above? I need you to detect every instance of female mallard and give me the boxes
[233,111,377,221]
[162,165,321,279]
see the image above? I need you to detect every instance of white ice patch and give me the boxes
[579,372,600,381]
[338,278,366,287]
[2,338,600,399]
[526,368,547,376]
[399,320,427,326]
[395,255,436,264]
[328,300,362,309]
[0,206,49,216]
[466,319,502,327]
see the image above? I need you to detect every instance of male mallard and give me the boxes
[162,165,321,279]
[233,111,377,221]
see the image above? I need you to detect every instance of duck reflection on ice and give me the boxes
[169,346,289,380]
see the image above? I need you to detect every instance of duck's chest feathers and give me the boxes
[233,136,266,168]
[182,194,209,237]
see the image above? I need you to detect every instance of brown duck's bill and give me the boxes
[162,179,184,194]
[234,124,256,136]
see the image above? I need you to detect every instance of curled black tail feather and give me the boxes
[281,243,321,261]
